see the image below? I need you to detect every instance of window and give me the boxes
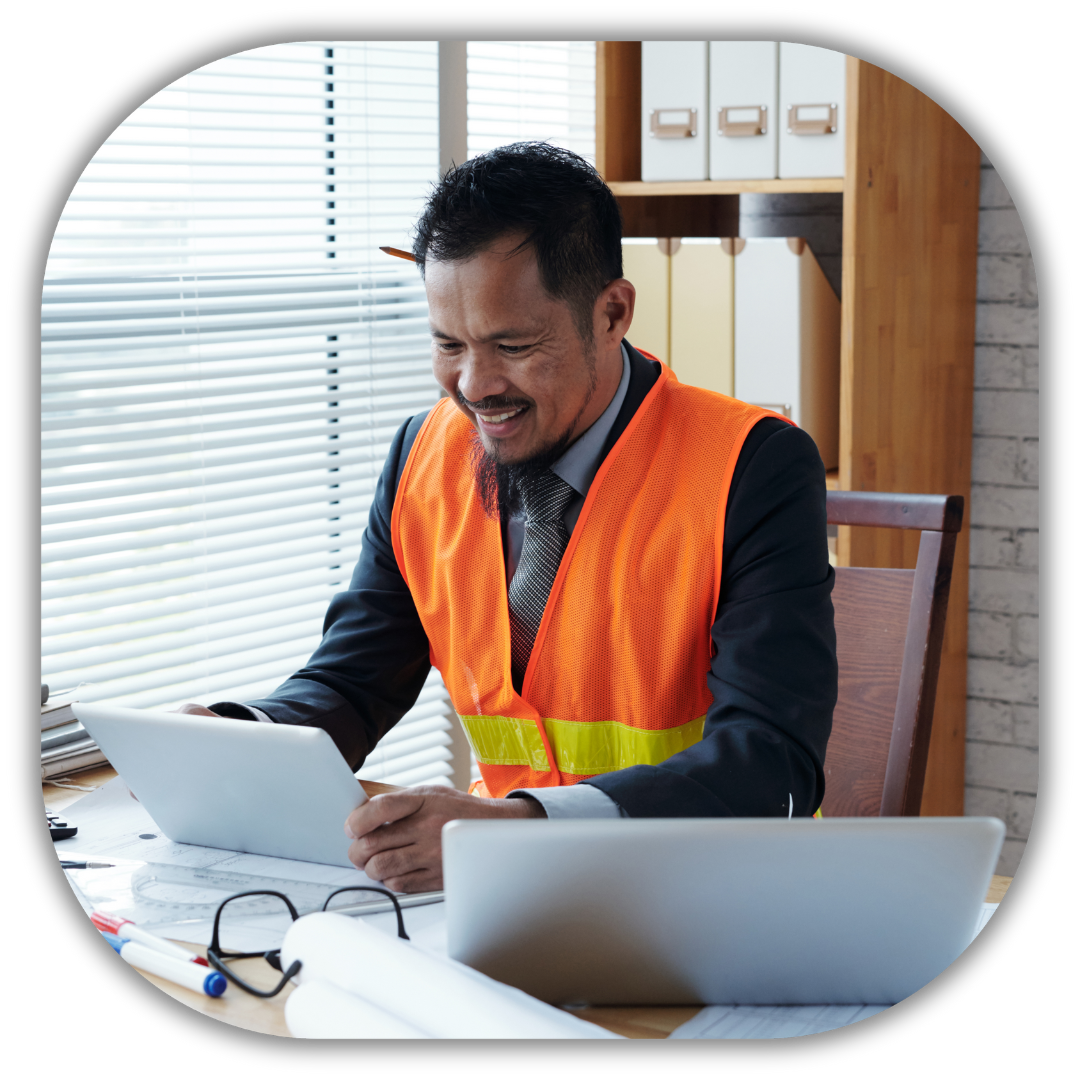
[42,40,597,790]
[467,41,596,161]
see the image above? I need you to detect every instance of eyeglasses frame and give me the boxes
[206,885,409,998]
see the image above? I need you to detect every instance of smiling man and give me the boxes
[186,143,837,892]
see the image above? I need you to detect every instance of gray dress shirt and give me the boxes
[503,345,632,820]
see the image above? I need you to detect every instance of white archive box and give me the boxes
[709,42,779,181]
[641,42,709,182]
[733,237,840,469]
[778,43,847,179]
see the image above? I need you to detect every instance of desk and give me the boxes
[43,767,1013,1040]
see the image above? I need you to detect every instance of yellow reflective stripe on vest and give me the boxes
[457,714,552,772]
[458,714,705,776]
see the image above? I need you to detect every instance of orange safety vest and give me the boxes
[391,362,784,798]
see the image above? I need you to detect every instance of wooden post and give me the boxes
[596,41,641,182]
[839,57,981,815]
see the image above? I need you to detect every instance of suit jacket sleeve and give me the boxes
[583,421,837,817]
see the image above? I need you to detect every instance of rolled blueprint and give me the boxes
[285,980,428,1039]
[280,912,621,1039]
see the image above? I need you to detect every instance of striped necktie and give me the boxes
[507,469,577,692]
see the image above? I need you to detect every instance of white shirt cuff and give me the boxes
[509,783,627,819]
[246,706,274,723]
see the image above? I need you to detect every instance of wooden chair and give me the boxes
[820,491,964,817]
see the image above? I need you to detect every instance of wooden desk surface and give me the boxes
[43,767,1014,1040]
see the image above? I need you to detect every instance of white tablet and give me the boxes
[73,703,367,867]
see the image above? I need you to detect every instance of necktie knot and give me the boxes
[518,469,576,524]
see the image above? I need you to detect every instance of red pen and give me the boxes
[90,912,210,966]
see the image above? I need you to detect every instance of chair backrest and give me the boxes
[820,492,964,817]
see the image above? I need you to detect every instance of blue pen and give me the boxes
[101,931,226,997]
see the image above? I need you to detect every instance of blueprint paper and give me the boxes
[54,776,413,950]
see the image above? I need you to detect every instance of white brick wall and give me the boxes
[965,157,1039,876]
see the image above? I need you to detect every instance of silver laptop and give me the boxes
[73,703,367,867]
[442,816,1005,1006]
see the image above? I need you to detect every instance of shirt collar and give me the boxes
[550,343,632,498]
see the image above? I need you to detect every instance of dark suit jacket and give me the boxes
[215,343,837,817]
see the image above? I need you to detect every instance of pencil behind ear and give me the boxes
[379,246,417,262]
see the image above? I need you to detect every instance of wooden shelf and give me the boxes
[608,178,844,197]
[596,43,979,817]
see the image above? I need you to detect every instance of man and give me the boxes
[183,143,836,892]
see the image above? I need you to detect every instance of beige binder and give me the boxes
[623,235,840,467]
[670,238,735,397]
[622,237,735,390]
[622,238,670,363]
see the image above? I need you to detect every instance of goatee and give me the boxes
[469,427,576,520]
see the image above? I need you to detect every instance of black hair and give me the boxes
[412,142,623,341]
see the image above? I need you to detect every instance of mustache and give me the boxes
[457,390,533,413]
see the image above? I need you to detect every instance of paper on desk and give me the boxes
[973,901,998,937]
[669,1003,891,1040]
[55,776,399,950]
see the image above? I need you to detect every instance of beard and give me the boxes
[469,422,577,520]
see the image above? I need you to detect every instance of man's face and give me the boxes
[425,236,609,465]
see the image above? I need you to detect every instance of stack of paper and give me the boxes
[41,692,106,779]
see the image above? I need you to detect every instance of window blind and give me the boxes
[467,41,596,162]
[41,41,456,788]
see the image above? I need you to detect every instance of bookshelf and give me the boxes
[596,43,980,816]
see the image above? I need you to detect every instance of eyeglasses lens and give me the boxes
[217,892,297,953]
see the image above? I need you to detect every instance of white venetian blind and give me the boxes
[41,41,456,788]
[467,41,596,162]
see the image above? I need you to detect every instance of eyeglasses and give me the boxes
[206,886,410,998]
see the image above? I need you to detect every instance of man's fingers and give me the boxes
[173,703,219,716]
[349,817,419,859]
[344,791,426,839]
[382,867,444,894]
[358,842,430,885]
[343,785,505,885]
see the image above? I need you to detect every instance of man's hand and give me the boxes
[344,786,545,892]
